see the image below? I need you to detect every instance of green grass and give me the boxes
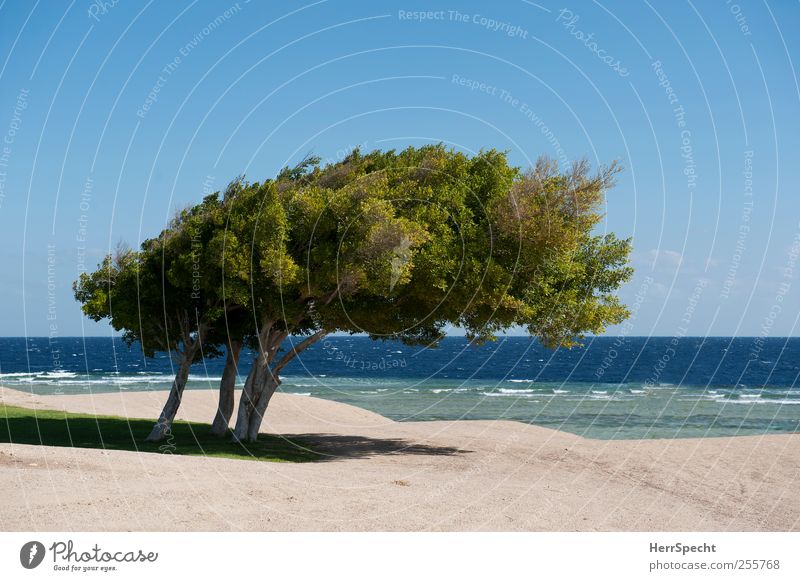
[0,404,320,462]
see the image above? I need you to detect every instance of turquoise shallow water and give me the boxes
[289,379,800,439]
[3,336,799,439]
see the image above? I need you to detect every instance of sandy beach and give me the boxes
[1,385,798,531]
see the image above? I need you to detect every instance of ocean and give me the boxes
[1,336,799,439]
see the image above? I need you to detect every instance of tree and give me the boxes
[74,194,230,442]
[75,145,633,444]
[213,150,462,442]
[213,146,632,441]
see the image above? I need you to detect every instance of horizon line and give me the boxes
[2,335,799,340]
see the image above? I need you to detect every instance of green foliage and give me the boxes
[75,144,634,357]
[73,193,235,359]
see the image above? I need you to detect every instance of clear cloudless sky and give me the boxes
[0,0,798,338]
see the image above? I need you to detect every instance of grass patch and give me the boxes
[0,404,320,462]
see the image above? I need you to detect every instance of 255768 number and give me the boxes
[736,560,780,570]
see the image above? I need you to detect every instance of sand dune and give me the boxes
[1,385,798,531]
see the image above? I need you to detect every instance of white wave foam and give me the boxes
[722,399,800,405]
[679,395,726,401]
[187,375,223,382]
[43,371,77,378]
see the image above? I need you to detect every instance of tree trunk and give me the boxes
[209,340,242,437]
[145,348,194,442]
[231,362,262,443]
[232,331,326,442]
[232,369,279,443]
[246,373,281,442]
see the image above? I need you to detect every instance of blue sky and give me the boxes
[0,0,798,338]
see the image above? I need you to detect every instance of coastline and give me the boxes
[1,385,798,531]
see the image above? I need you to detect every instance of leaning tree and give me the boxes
[215,151,436,442]
[213,146,632,442]
[75,145,633,444]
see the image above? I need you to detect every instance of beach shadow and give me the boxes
[286,433,471,461]
[0,404,319,462]
[0,403,468,463]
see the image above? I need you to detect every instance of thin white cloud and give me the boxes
[647,249,684,268]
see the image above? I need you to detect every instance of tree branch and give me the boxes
[255,319,274,358]
[271,330,327,375]
[322,285,341,306]
[266,330,290,364]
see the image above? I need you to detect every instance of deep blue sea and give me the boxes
[2,336,799,439]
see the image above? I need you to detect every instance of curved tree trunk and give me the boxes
[246,373,280,442]
[231,362,263,443]
[145,349,195,442]
[209,340,242,437]
[232,330,326,443]
[232,370,279,443]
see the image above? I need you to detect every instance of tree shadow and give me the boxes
[286,433,471,461]
[0,404,318,462]
[0,404,470,463]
